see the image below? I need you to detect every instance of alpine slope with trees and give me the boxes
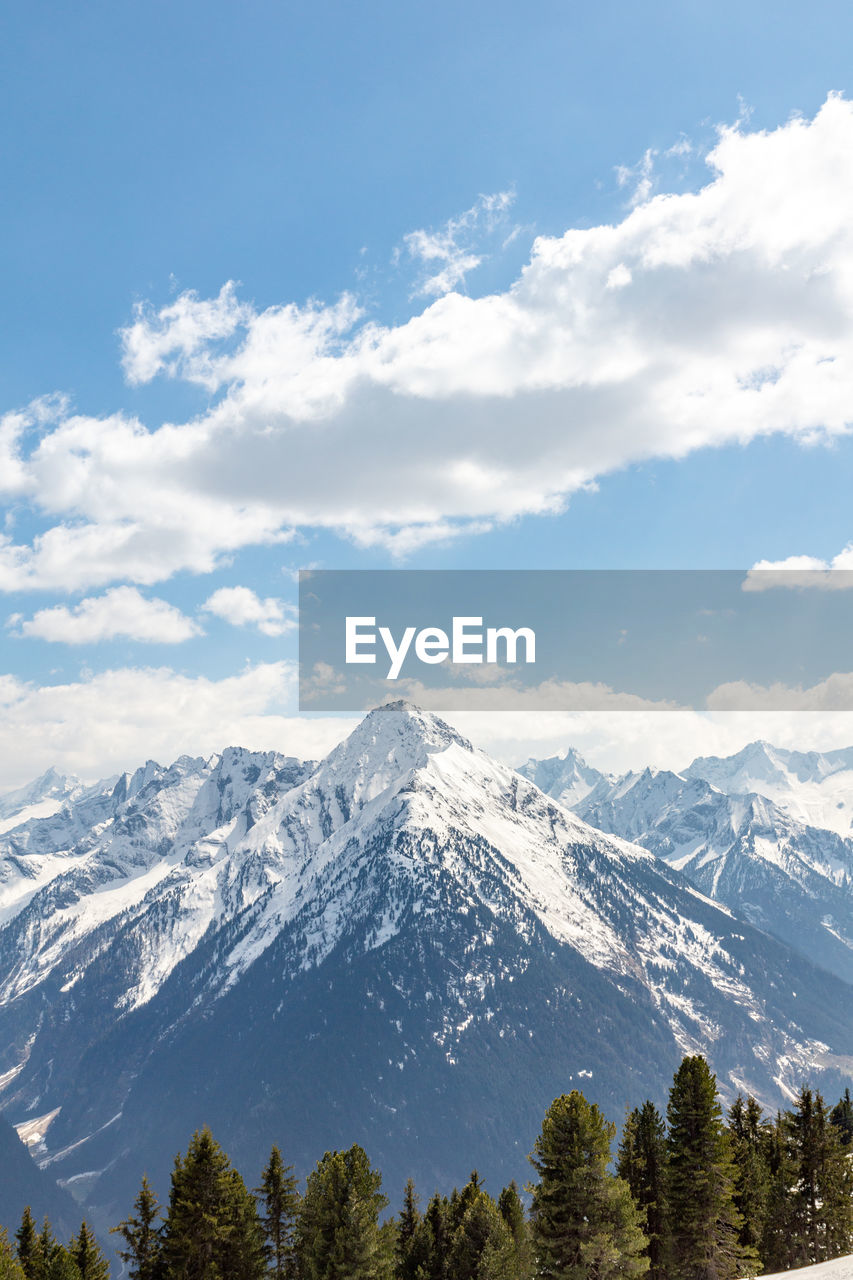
[5,1056,853,1280]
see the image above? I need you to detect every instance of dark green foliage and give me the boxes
[529,1090,648,1280]
[759,1113,797,1275]
[666,1056,753,1280]
[727,1095,770,1261]
[787,1085,853,1266]
[161,1127,265,1280]
[617,1102,669,1280]
[15,1210,37,1280]
[829,1086,853,1147]
[450,1176,482,1237]
[256,1148,299,1280]
[448,1192,513,1280]
[111,1176,161,1280]
[68,1225,108,1280]
[496,1183,530,1280]
[295,1144,390,1280]
[395,1180,421,1280]
[416,1193,450,1280]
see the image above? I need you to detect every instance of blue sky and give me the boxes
[3,0,853,782]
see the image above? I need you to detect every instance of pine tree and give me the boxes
[829,1087,853,1148]
[451,1175,483,1236]
[759,1112,797,1275]
[617,1102,669,1280]
[788,1085,853,1265]
[448,1193,513,1280]
[496,1183,531,1280]
[727,1095,770,1263]
[220,1168,267,1280]
[0,1229,26,1280]
[529,1089,649,1280]
[666,1056,753,1280]
[295,1145,389,1280]
[68,1224,109,1280]
[161,1126,265,1280]
[396,1179,421,1280]
[416,1193,450,1280]
[112,1175,162,1280]
[66,1226,106,1280]
[42,1250,80,1280]
[15,1211,38,1280]
[257,1147,299,1280]
[34,1221,56,1280]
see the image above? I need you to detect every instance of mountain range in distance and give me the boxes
[0,706,852,1241]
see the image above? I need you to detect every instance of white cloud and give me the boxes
[445,707,853,777]
[10,587,201,644]
[706,672,853,710]
[744,547,853,590]
[121,281,254,387]
[0,663,353,789]
[403,189,516,297]
[5,98,853,588]
[201,586,296,637]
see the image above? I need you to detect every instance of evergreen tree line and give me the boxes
[4,1056,853,1280]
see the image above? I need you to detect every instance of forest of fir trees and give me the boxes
[2,1055,853,1280]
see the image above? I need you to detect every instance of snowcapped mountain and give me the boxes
[685,741,853,836]
[516,748,611,808]
[1,706,852,1234]
[0,768,109,837]
[573,766,853,984]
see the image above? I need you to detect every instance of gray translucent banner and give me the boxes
[298,569,853,711]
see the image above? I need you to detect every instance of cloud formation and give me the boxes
[0,663,350,789]
[5,96,853,588]
[201,586,296,637]
[744,548,853,590]
[9,586,200,644]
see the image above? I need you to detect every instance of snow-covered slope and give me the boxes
[0,769,112,837]
[685,742,853,836]
[573,766,853,983]
[517,748,612,809]
[758,1258,853,1280]
[0,706,852,1231]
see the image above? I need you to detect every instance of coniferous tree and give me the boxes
[496,1183,531,1280]
[727,1095,770,1263]
[219,1169,267,1280]
[416,1193,450,1280]
[257,1147,300,1280]
[617,1102,669,1280]
[112,1176,162,1280]
[395,1180,421,1280]
[34,1222,56,1280]
[15,1211,38,1280]
[68,1225,108,1280]
[787,1085,853,1265]
[295,1145,389,1280]
[759,1112,796,1275]
[829,1087,853,1148]
[450,1175,483,1236]
[0,1229,26,1280]
[666,1056,753,1280]
[42,1251,80,1280]
[448,1193,513,1280]
[161,1126,265,1280]
[529,1089,648,1280]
